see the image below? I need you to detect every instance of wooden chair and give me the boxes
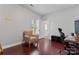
[23,31,39,47]
[0,43,3,54]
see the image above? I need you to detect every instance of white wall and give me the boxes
[0,5,40,48]
[74,5,79,21]
[43,6,79,39]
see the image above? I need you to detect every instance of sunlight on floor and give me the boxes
[30,50,39,55]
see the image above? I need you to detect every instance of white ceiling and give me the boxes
[23,4,77,16]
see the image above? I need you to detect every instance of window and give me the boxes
[36,19,39,35]
[32,19,40,35]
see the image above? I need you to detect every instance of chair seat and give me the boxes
[24,35,30,37]
[30,36,38,39]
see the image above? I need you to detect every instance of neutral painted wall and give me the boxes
[43,6,79,39]
[74,5,79,21]
[0,5,40,48]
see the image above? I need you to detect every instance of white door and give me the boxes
[41,20,49,38]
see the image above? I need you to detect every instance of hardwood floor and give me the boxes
[1,40,64,55]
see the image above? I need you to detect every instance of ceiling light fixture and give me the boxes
[30,4,34,7]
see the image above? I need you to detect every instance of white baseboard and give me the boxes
[2,41,25,49]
